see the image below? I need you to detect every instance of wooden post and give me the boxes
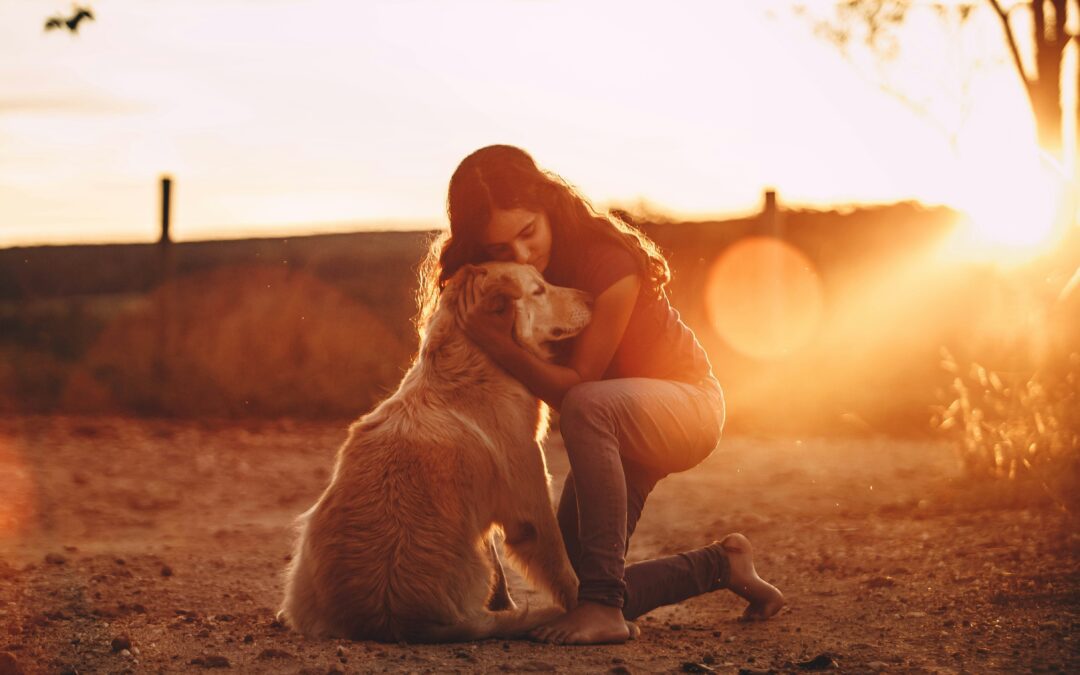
[160,175,172,244]
[763,188,783,238]
[156,175,176,398]
[762,189,784,350]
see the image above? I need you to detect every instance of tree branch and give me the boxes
[985,0,1035,102]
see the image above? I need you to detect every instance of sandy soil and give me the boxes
[0,416,1076,674]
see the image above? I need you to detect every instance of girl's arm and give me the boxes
[462,274,641,409]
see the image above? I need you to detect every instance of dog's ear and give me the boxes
[481,274,523,315]
[450,264,486,286]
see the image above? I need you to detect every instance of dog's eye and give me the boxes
[533,286,546,296]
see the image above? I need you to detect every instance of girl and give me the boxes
[417,145,784,645]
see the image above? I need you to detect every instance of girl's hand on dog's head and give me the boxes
[459,274,517,350]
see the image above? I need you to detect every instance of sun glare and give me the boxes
[939,149,1069,265]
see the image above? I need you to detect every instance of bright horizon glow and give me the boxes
[939,153,1069,265]
[0,0,1057,249]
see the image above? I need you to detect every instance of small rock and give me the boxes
[681,663,716,673]
[44,553,66,565]
[608,667,632,675]
[111,636,132,653]
[131,647,140,656]
[669,623,683,631]
[336,646,346,657]
[190,655,230,668]
[160,565,173,577]
[242,635,254,644]
[867,661,889,671]
[257,649,294,660]
[119,649,132,658]
[864,576,895,588]
[796,653,839,670]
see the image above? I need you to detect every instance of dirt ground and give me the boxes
[0,416,1076,674]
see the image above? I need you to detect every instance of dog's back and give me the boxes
[282,392,509,640]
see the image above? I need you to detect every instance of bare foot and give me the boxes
[720,533,785,621]
[528,601,630,645]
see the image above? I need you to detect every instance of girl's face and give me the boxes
[479,208,553,273]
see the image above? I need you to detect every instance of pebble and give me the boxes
[865,576,896,588]
[161,565,173,577]
[257,648,294,660]
[111,636,132,652]
[44,553,66,565]
[867,661,889,671]
[119,649,132,658]
[190,655,230,668]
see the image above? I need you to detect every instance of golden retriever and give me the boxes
[279,262,591,642]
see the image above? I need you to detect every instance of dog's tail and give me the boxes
[417,604,564,643]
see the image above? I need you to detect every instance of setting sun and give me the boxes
[940,150,1068,265]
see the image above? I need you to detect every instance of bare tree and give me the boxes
[803,1,1077,165]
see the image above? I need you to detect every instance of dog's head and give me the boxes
[450,262,592,358]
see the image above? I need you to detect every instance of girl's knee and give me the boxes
[559,381,615,436]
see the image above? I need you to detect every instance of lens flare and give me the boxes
[0,437,35,539]
[705,237,825,361]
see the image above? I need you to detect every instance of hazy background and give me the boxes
[2,1,1077,455]
[1,0,1040,246]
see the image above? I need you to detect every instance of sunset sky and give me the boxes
[0,0,1046,247]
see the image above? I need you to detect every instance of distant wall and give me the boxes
[6,203,1054,435]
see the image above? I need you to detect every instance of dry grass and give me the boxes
[935,347,1080,511]
[58,265,414,418]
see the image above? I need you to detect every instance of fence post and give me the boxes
[156,175,176,399]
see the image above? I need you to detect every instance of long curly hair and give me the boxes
[416,145,670,334]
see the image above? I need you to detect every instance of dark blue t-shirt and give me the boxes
[544,234,714,384]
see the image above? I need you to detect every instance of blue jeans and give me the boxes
[556,377,728,619]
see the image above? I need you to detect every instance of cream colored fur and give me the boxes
[279,262,591,642]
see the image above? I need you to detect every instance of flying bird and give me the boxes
[44,6,94,34]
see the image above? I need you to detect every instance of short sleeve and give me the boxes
[579,242,642,297]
